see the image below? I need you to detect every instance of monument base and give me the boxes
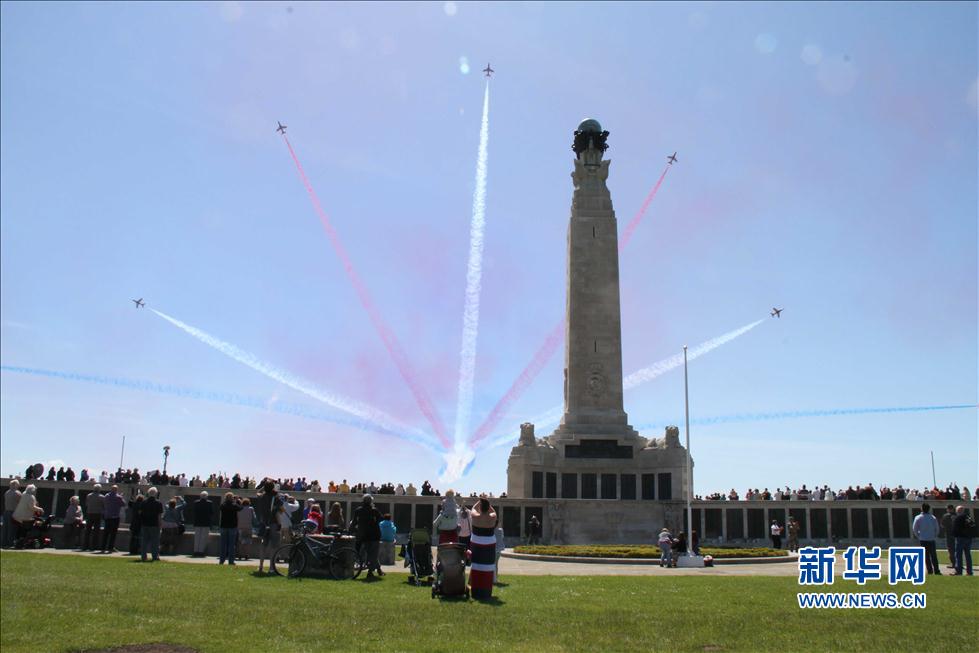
[507,423,691,501]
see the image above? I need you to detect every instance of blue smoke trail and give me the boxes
[635,404,977,431]
[0,365,441,452]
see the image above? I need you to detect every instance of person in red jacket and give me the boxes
[307,503,324,534]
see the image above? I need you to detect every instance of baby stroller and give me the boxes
[403,528,434,585]
[432,543,469,599]
[16,514,53,549]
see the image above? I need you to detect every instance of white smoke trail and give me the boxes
[623,319,765,389]
[452,80,491,453]
[150,309,440,452]
[480,318,767,451]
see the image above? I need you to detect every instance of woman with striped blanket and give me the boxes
[468,496,497,600]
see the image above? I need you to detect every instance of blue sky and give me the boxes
[1,1,976,494]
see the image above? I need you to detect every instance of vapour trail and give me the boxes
[480,318,767,451]
[280,133,450,449]
[468,164,674,447]
[623,319,765,389]
[0,365,442,451]
[468,321,564,448]
[619,164,670,251]
[453,80,491,451]
[149,309,440,449]
[635,403,978,431]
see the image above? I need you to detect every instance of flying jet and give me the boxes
[483,63,494,78]
[276,121,287,135]
[667,151,678,165]
[771,307,783,318]
[132,298,145,308]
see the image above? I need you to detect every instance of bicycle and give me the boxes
[271,523,358,580]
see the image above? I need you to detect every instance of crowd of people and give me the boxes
[14,463,511,499]
[699,483,978,502]
[2,478,511,596]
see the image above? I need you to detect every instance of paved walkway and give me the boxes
[4,547,802,577]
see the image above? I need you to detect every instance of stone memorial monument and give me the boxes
[507,119,691,502]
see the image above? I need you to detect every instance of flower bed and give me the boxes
[512,545,787,559]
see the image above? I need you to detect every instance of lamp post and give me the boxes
[163,445,171,476]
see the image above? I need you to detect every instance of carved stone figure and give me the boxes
[548,501,565,544]
[664,425,681,448]
[519,422,536,447]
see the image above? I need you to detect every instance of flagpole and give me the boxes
[119,435,126,470]
[683,345,692,558]
[930,451,936,488]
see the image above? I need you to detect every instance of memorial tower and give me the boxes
[507,119,690,507]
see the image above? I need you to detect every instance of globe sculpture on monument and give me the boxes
[507,119,692,518]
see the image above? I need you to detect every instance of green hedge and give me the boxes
[512,545,787,559]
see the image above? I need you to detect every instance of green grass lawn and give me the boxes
[1,551,975,653]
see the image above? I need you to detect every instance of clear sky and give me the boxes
[1,1,976,495]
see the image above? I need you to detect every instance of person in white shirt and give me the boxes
[98,471,109,484]
[179,474,189,488]
[770,520,783,548]
[912,503,941,575]
[395,483,405,496]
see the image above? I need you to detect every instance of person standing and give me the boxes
[254,481,297,573]
[468,497,497,599]
[218,492,240,565]
[63,496,84,549]
[951,505,975,576]
[941,504,957,570]
[527,515,541,545]
[83,485,104,551]
[911,503,941,575]
[770,520,783,549]
[494,518,506,583]
[100,485,126,553]
[787,517,800,553]
[350,494,383,577]
[140,488,163,562]
[433,491,459,545]
[191,491,214,557]
[658,528,673,568]
[378,512,397,566]
[161,496,185,555]
[236,497,255,561]
[3,480,22,548]
[127,494,144,555]
[326,502,345,531]
[457,505,473,550]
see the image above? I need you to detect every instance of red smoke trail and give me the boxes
[468,163,672,447]
[619,164,670,251]
[282,135,451,449]
[469,320,564,448]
